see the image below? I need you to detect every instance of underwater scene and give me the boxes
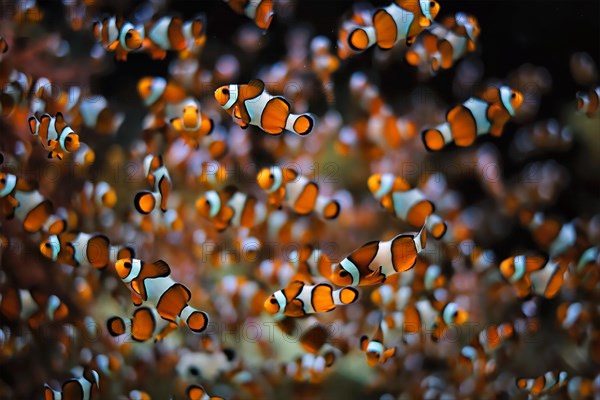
[0,0,599,398]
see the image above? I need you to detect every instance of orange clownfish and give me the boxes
[257,166,340,219]
[93,17,145,61]
[137,77,187,108]
[331,225,427,287]
[360,322,397,366]
[115,258,209,333]
[516,371,568,398]
[500,255,566,299]
[289,245,334,280]
[338,6,374,59]
[134,155,172,214]
[45,369,100,400]
[186,384,224,400]
[218,275,267,317]
[346,0,440,53]
[422,85,523,151]
[70,93,125,135]
[196,186,266,232]
[73,181,117,217]
[368,173,446,239]
[264,281,359,317]
[168,98,214,148]
[107,306,177,343]
[224,0,274,30]
[576,87,599,117]
[215,79,315,136]
[145,15,207,59]
[40,232,135,269]
[0,288,68,329]
[28,113,81,159]
[0,173,66,234]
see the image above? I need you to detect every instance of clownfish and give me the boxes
[168,98,214,148]
[575,247,599,291]
[338,6,374,59]
[384,300,468,341]
[39,232,135,269]
[519,211,578,258]
[556,302,590,344]
[368,173,446,239]
[576,87,599,117]
[0,173,66,234]
[145,15,207,59]
[218,275,267,317]
[134,155,172,214]
[360,322,397,366]
[137,77,187,108]
[73,181,117,216]
[186,384,224,400]
[283,350,339,384]
[28,113,81,159]
[331,225,427,287]
[93,17,145,61]
[107,306,177,343]
[223,0,274,30]
[196,186,266,232]
[422,85,523,151]
[289,245,334,280]
[500,255,566,299]
[70,94,125,135]
[257,166,340,219]
[458,322,516,374]
[45,369,100,400]
[264,281,359,317]
[215,79,315,136]
[258,259,296,287]
[115,258,209,333]
[516,371,568,397]
[126,390,152,400]
[198,161,228,188]
[0,288,68,329]
[310,36,339,104]
[567,376,598,400]
[346,0,440,53]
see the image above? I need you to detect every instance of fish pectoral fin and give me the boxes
[360,335,370,351]
[286,299,306,317]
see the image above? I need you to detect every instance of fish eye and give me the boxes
[188,366,200,376]
[124,261,132,269]
[269,298,277,304]
[339,271,348,277]
[222,88,229,95]
[0,178,5,184]
[511,93,517,99]
[45,243,51,247]
[269,173,274,179]
[204,199,211,205]
[126,32,132,39]
[66,136,72,142]
[430,1,435,7]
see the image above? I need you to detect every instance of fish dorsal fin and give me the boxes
[245,79,265,97]
[150,260,171,276]
[284,280,304,301]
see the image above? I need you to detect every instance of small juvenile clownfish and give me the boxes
[39,232,135,269]
[529,259,568,299]
[516,371,568,397]
[519,211,578,258]
[134,155,172,214]
[422,85,523,151]
[360,322,397,367]
[499,254,547,297]
[28,113,81,159]
[576,87,600,117]
[107,306,177,343]
[137,77,187,108]
[289,245,334,280]
[145,15,207,60]
[368,173,446,239]
[223,0,274,30]
[70,93,125,136]
[196,186,266,232]
[214,79,315,136]
[331,225,427,287]
[93,17,145,61]
[384,300,468,341]
[73,181,117,216]
[0,173,66,234]
[346,0,440,53]
[257,166,340,220]
[115,258,209,333]
[264,281,359,317]
[186,384,224,400]
[0,288,68,329]
[45,369,100,400]
[168,98,214,148]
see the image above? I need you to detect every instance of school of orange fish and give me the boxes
[0,0,599,399]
